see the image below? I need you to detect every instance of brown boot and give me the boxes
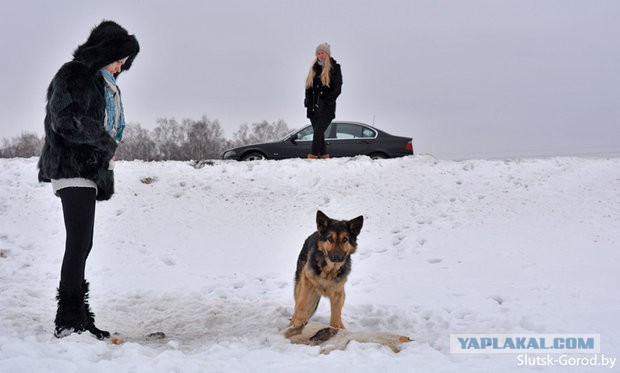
[307,154,318,159]
[320,154,330,159]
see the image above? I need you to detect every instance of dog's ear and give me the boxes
[316,210,331,234]
[347,215,364,237]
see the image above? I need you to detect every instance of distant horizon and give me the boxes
[2,124,619,161]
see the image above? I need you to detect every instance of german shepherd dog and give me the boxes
[286,210,364,337]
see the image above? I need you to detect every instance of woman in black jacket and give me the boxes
[304,42,342,159]
[38,20,139,339]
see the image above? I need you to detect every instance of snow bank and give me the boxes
[1,155,618,372]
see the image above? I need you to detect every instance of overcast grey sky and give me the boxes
[2,0,619,159]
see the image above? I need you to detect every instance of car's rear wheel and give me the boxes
[241,152,267,161]
[369,152,388,159]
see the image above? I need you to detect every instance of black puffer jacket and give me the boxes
[305,57,342,119]
[38,21,139,201]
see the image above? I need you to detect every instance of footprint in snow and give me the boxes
[489,295,505,305]
[161,257,176,266]
[392,234,405,246]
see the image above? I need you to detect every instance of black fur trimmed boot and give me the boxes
[82,280,110,340]
[54,285,86,338]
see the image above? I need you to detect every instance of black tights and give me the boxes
[58,187,96,295]
[310,115,332,156]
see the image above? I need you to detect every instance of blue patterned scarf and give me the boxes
[100,68,126,142]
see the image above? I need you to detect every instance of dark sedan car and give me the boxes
[222,121,413,161]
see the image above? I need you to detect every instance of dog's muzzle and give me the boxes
[328,253,346,263]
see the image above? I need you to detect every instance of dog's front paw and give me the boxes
[284,325,304,338]
[329,321,346,330]
[284,317,308,338]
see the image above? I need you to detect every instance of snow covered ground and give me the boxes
[1,155,618,372]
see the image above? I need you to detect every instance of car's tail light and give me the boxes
[406,141,413,153]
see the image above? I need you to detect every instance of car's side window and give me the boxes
[296,124,334,141]
[362,128,376,138]
[335,123,357,139]
[334,123,376,139]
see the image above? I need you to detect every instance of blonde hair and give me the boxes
[305,56,332,89]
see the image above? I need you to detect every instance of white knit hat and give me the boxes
[315,42,331,55]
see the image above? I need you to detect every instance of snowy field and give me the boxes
[0,155,619,372]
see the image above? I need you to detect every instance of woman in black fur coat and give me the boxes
[38,20,139,339]
[304,42,342,159]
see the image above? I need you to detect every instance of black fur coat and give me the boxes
[38,21,139,201]
[304,57,342,119]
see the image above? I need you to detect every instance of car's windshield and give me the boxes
[278,128,301,141]
[294,126,315,141]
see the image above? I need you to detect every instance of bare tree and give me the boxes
[0,132,44,158]
[1,117,289,161]
[233,119,290,146]
[152,118,185,160]
[181,116,229,160]
[115,123,157,161]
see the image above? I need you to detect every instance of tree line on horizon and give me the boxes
[0,117,290,160]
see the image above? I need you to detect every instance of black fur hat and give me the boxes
[73,20,140,74]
